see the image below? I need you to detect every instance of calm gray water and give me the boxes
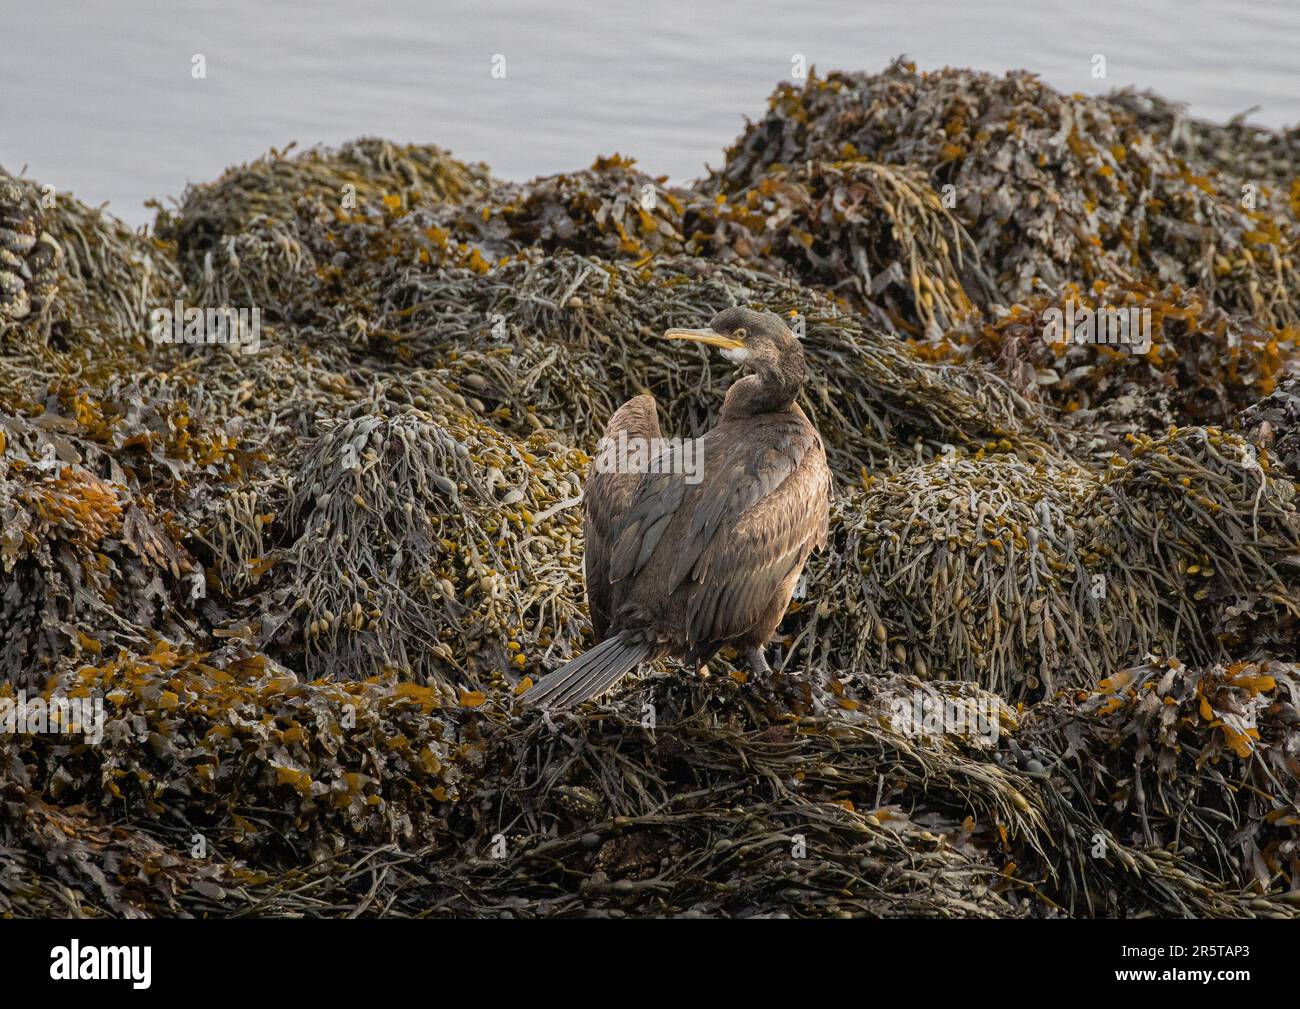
[3,0,1297,227]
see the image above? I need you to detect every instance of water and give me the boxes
[3,0,1297,227]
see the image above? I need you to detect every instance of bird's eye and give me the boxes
[734,327,747,340]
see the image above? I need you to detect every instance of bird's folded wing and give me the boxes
[584,394,661,637]
[680,430,830,647]
[607,459,687,583]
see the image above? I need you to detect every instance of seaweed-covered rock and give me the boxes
[685,156,998,336]
[1107,88,1300,190]
[1,642,466,880]
[1,171,177,359]
[711,61,1300,326]
[1023,656,1300,893]
[0,420,192,689]
[0,369,250,688]
[0,169,61,324]
[154,139,494,316]
[282,407,587,685]
[1093,426,1300,660]
[368,252,1059,476]
[800,453,1116,700]
[417,153,688,265]
[1242,376,1300,479]
[933,279,1300,438]
[5,68,1300,919]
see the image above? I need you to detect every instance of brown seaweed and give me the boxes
[3,63,1300,919]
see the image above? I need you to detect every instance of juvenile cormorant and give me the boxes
[523,307,831,709]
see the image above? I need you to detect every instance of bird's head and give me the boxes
[663,307,799,373]
[664,307,805,414]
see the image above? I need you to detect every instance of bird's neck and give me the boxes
[721,358,804,419]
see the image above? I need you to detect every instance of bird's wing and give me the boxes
[677,424,830,647]
[584,394,661,640]
[609,414,830,647]
[608,452,691,585]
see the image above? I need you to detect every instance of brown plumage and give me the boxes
[524,307,831,710]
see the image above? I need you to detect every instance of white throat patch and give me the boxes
[721,346,751,364]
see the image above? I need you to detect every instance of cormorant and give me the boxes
[523,307,831,710]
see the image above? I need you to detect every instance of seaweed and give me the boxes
[1241,376,1300,479]
[281,407,588,685]
[1107,89,1300,190]
[931,279,1300,442]
[798,453,1117,701]
[710,61,1300,327]
[3,62,1300,919]
[365,252,1058,476]
[1022,656,1300,895]
[685,156,1000,336]
[153,139,494,318]
[1091,426,1300,659]
[415,153,688,265]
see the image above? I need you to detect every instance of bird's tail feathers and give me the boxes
[523,634,653,710]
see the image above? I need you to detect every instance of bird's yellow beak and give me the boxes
[663,327,745,350]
